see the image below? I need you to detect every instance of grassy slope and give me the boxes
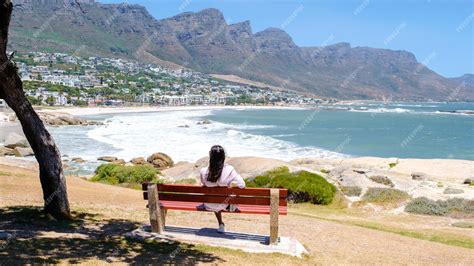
[1,164,473,264]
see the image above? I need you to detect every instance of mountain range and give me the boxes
[8,0,474,100]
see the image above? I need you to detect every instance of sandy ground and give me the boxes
[1,163,473,264]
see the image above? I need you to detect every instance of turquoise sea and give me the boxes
[50,102,474,175]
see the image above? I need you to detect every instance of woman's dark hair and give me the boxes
[207,145,225,183]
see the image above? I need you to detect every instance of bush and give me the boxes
[388,163,397,168]
[91,163,160,185]
[452,222,474,229]
[404,197,447,216]
[362,188,410,204]
[368,175,394,187]
[341,186,362,197]
[405,197,474,216]
[246,166,336,205]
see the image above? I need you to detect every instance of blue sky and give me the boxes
[99,0,473,78]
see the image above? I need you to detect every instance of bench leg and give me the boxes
[269,188,279,245]
[161,209,167,229]
[148,183,164,234]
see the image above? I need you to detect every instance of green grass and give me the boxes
[246,166,337,205]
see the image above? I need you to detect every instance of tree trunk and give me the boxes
[0,0,71,219]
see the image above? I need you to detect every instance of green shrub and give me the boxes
[91,163,160,185]
[246,166,336,205]
[362,188,410,204]
[405,197,474,216]
[405,197,447,216]
[388,163,397,168]
[341,186,362,197]
[369,175,394,187]
[320,169,330,174]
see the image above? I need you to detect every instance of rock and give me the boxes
[178,125,190,128]
[196,119,212,125]
[443,188,464,194]
[72,157,85,163]
[98,156,118,162]
[112,159,126,165]
[14,147,34,157]
[463,178,473,184]
[0,146,16,156]
[353,168,369,174]
[411,172,428,181]
[130,157,147,165]
[147,152,174,169]
[4,133,29,149]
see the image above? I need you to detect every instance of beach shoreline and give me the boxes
[39,104,308,117]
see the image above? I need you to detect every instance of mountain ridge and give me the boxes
[8,1,474,100]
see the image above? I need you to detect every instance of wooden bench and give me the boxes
[142,183,288,245]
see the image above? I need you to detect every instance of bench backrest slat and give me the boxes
[142,183,288,207]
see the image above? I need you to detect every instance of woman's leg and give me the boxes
[214,211,224,225]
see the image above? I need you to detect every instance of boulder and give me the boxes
[197,119,212,125]
[72,157,85,163]
[112,159,126,165]
[98,156,118,162]
[463,178,473,185]
[147,152,174,169]
[0,146,15,156]
[14,147,34,157]
[411,172,428,181]
[130,157,147,165]
[4,133,28,149]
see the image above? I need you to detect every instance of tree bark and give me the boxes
[0,0,71,219]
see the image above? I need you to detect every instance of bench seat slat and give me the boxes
[159,200,288,215]
[143,184,288,198]
[158,193,287,206]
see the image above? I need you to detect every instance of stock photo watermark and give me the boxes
[400,124,424,148]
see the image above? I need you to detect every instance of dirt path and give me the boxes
[1,164,473,264]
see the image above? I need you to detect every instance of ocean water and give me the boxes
[49,102,474,175]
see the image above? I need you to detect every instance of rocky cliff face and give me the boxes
[8,3,473,100]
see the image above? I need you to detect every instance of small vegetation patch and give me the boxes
[405,197,474,217]
[174,178,197,185]
[320,169,330,174]
[452,221,474,229]
[246,166,336,205]
[341,186,362,197]
[388,162,397,168]
[362,188,410,204]
[91,163,161,187]
[443,188,464,194]
[368,175,394,187]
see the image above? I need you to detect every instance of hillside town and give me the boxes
[10,52,327,107]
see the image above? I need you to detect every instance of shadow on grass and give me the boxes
[0,206,224,264]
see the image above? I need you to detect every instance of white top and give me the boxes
[200,164,246,188]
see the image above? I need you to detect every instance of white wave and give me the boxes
[86,110,345,163]
[350,107,412,113]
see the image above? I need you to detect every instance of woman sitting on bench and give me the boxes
[199,145,246,234]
